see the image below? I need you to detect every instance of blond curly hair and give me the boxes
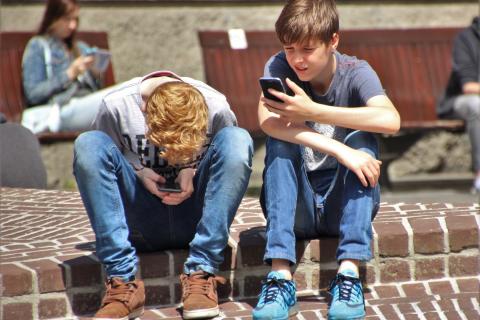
[145,81,208,166]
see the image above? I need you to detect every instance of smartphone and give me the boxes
[84,47,111,72]
[259,77,286,102]
[157,179,182,193]
[92,49,111,72]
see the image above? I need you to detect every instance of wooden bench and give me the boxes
[198,28,464,136]
[198,28,465,187]
[0,31,115,143]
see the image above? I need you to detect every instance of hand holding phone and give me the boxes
[157,178,182,193]
[259,77,286,102]
[84,47,111,72]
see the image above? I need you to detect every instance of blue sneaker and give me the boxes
[327,270,365,320]
[252,271,297,320]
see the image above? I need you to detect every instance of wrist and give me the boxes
[66,66,77,80]
[312,102,325,121]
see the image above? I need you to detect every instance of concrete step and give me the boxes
[0,188,479,319]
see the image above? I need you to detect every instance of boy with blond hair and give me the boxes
[252,0,400,319]
[74,71,253,320]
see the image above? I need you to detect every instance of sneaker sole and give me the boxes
[93,306,144,320]
[252,305,298,320]
[182,306,220,319]
[328,314,365,320]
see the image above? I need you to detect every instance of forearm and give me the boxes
[260,112,349,159]
[462,82,480,95]
[310,102,400,135]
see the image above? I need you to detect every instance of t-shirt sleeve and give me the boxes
[92,100,124,149]
[93,100,142,167]
[210,98,238,136]
[350,62,386,105]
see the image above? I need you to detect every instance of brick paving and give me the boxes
[0,187,479,319]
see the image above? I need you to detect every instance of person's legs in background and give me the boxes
[60,83,123,131]
[453,94,480,193]
[21,83,123,134]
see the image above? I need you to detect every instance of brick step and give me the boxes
[115,284,480,320]
[0,188,479,319]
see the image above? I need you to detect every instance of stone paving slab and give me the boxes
[1,187,479,319]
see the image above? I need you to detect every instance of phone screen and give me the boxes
[157,180,182,193]
[259,77,286,102]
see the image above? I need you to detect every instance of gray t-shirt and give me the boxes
[264,51,385,171]
[93,70,237,178]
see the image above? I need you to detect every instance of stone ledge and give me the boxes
[0,187,479,319]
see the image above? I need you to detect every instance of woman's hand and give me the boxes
[160,168,195,206]
[66,55,94,80]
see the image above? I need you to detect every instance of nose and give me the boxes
[292,52,304,64]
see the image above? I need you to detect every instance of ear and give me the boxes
[330,33,339,51]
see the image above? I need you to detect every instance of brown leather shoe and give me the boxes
[94,277,145,320]
[180,271,226,319]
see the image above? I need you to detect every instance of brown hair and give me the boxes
[38,0,79,50]
[275,0,339,45]
[145,81,209,166]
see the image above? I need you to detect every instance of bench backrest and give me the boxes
[199,28,463,136]
[0,31,115,123]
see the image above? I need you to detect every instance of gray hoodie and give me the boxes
[438,16,480,117]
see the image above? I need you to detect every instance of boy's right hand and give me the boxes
[336,147,382,188]
[134,167,166,198]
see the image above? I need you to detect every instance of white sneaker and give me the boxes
[46,103,61,133]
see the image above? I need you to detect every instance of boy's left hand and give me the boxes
[261,78,318,122]
[160,168,195,205]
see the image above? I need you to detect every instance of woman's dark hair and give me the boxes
[38,0,78,49]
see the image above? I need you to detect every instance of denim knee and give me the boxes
[213,126,253,167]
[343,131,379,159]
[265,137,302,161]
[73,131,114,172]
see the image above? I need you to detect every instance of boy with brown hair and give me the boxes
[252,1,400,319]
[73,71,253,319]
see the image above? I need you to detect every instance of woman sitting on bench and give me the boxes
[21,0,117,134]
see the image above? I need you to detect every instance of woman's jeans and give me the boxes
[260,131,380,265]
[22,84,120,134]
[73,127,253,279]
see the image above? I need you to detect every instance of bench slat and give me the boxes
[199,28,464,135]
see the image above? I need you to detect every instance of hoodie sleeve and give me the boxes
[452,23,480,87]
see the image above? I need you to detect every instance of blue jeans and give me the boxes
[73,127,253,279]
[260,131,380,264]
[22,84,122,134]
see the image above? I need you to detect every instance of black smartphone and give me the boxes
[157,179,182,193]
[259,77,286,102]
